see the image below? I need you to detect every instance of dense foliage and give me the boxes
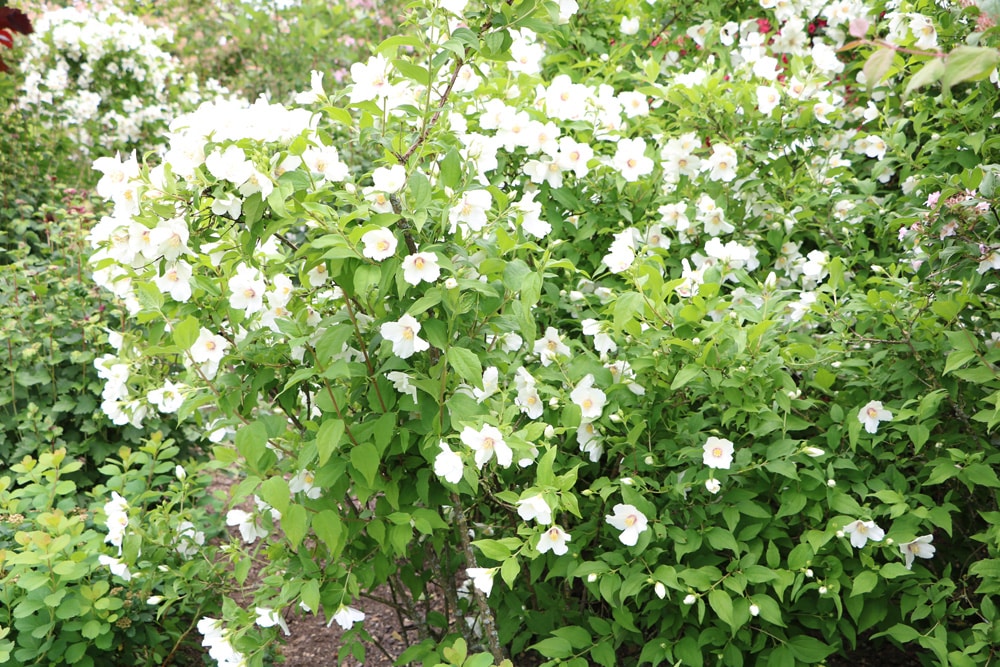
[4,0,1000,666]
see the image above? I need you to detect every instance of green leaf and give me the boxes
[851,570,878,597]
[283,504,308,549]
[350,442,380,487]
[670,364,702,390]
[235,421,269,470]
[259,476,290,516]
[942,46,1000,93]
[500,556,520,587]
[316,419,345,467]
[904,59,946,98]
[521,272,542,307]
[708,589,735,630]
[448,347,483,384]
[530,637,573,660]
[440,149,463,190]
[313,509,343,556]
[473,538,511,561]
[863,47,895,88]
[552,626,592,649]
[787,636,833,663]
[172,315,200,350]
[964,463,1000,488]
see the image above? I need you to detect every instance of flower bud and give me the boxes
[818,586,828,595]
[749,603,760,617]
[587,573,598,583]
[803,446,824,457]
[827,479,836,487]
[805,569,814,578]
[654,582,667,599]
[444,277,458,290]
[683,594,697,605]
[175,465,187,481]
[544,425,555,439]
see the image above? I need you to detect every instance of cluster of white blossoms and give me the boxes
[197,618,246,667]
[19,4,230,151]
[79,0,983,641]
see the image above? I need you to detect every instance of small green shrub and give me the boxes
[0,438,230,667]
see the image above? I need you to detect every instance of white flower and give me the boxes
[329,605,366,630]
[706,143,738,182]
[570,374,607,422]
[843,519,885,548]
[705,478,722,494]
[372,165,407,193]
[516,494,552,525]
[620,16,640,35]
[702,436,735,469]
[466,567,497,596]
[255,607,290,636]
[303,145,349,182]
[190,328,229,365]
[289,470,322,499]
[749,603,760,616]
[473,366,499,403]
[147,379,186,413]
[381,314,430,359]
[401,252,441,285]
[98,554,132,581]
[900,534,935,570]
[536,525,571,555]
[228,264,266,314]
[448,189,492,232]
[683,594,697,605]
[226,508,268,544]
[605,503,649,546]
[294,69,325,103]
[434,441,464,484]
[612,137,654,182]
[858,400,892,434]
[175,520,205,558]
[533,327,570,366]
[460,424,513,469]
[387,371,418,401]
[361,228,398,261]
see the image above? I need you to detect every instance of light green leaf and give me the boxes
[863,47,895,88]
[447,347,483,384]
[851,570,878,597]
[942,46,1000,93]
[316,419,345,467]
[283,504,308,549]
[313,509,343,556]
[350,442,380,487]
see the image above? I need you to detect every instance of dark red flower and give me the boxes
[0,8,34,35]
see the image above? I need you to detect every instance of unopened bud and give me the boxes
[654,582,667,599]
[683,594,697,605]
[749,603,760,617]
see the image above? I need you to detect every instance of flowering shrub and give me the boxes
[126,0,402,103]
[82,0,1000,665]
[0,439,229,666]
[16,2,229,158]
